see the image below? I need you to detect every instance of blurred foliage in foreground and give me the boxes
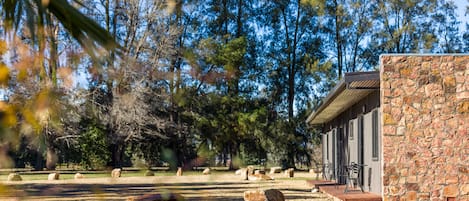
[2,0,466,171]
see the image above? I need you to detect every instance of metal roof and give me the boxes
[306,71,380,125]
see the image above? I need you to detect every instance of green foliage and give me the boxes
[78,124,110,170]
[2,0,467,171]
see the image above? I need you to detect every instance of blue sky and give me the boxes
[456,0,468,31]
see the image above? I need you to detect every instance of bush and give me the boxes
[78,125,110,169]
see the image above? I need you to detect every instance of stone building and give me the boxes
[306,54,469,200]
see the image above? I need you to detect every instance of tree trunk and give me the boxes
[46,147,58,170]
[109,144,123,168]
[34,149,45,171]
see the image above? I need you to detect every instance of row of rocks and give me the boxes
[6,167,214,181]
[126,189,285,201]
[6,172,84,181]
[244,189,285,201]
[236,167,295,178]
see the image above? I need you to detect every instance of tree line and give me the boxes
[0,0,467,170]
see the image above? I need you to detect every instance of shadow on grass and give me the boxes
[1,180,325,200]
[2,182,255,200]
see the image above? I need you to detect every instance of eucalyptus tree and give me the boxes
[432,0,463,53]
[77,0,189,168]
[370,0,438,54]
[256,0,327,168]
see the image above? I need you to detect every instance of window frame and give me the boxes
[372,109,379,161]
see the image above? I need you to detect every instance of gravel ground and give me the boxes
[1,171,332,201]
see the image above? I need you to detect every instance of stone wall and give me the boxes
[380,55,469,201]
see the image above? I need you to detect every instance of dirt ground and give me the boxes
[1,171,332,201]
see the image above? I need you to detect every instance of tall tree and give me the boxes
[370,0,438,54]
[259,0,326,167]
[433,0,463,53]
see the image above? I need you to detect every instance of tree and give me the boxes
[432,0,463,53]
[1,0,118,170]
[370,0,438,54]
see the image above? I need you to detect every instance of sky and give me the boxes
[456,0,468,31]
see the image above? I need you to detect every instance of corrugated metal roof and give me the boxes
[348,80,380,89]
[306,72,379,125]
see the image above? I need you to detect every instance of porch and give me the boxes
[307,180,382,201]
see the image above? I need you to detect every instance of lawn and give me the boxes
[0,170,228,181]
[0,171,331,201]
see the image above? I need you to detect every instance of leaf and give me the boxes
[0,40,7,55]
[0,102,17,127]
[0,63,10,86]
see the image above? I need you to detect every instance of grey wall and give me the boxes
[362,110,381,194]
[319,90,381,194]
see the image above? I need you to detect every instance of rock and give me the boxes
[248,174,273,181]
[247,166,255,175]
[144,170,154,176]
[443,185,458,197]
[254,170,266,175]
[241,168,249,180]
[244,190,265,201]
[7,173,22,181]
[112,168,122,178]
[269,167,282,174]
[243,189,284,201]
[127,192,185,201]
[284,168,294,177]
[48,172,60,180]
[235,169,245,175]
[74,173,84,179]
[176,167,183,176]
[202,168,211,175]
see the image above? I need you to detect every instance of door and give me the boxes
[357,115,364,185]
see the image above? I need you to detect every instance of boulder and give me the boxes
[202,168,211,175]
[248,174,273,181]
[254,170,266,175]
[241,168,249,180]
[127,192,185,201]
[284,168,294,178]
[235,168,245,175]
[48,172,60,180]
[243,189,284,201]
[176,167,183,176]
[144,170,155,176]
[246,166,255,175]
[111,168,122,178]
[74,173,84,179]
[269,167,282,174]
[7,173,22,181]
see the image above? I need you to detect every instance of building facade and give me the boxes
[307,55,469,200]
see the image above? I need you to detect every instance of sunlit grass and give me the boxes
[0,169,234,181]
[275,176,311,181]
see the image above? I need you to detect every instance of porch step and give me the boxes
[318,185,382,201]
[306,179,338,188]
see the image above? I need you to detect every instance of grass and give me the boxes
[0,169,233,181]
[276,176,311,181]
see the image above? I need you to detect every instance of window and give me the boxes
[372,110,379,160]
[349,120,354,140]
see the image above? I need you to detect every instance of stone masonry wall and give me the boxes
[381,55,469,201]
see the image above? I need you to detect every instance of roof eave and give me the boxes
[306,71,380,126]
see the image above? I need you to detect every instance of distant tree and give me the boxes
[433,0,463,53]
[370,0,438,54]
